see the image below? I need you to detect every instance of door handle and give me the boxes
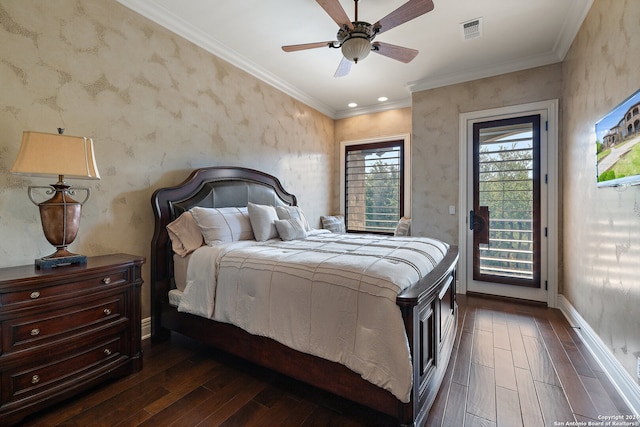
[471,206,490,245]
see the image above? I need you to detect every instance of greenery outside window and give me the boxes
[341,136,410,234]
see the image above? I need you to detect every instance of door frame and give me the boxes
[457,100,559,308]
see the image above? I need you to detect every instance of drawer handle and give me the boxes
[103,348,112,356]
[31,375,40,384]
[103,308,112,316]
[102,277,112,285]
[30,291,40,299]
[30,328,40,337]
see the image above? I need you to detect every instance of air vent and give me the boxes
[461,17,482,40]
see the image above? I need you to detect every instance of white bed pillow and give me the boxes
[276,205,311,231]
[321,215,346,234]
[190,206,254,245]
[166,211,204,257]
[275,218,308,241]
[247,202,279,241]
[394,217,412,236]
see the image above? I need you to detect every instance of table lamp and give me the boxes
[10,129,100,269]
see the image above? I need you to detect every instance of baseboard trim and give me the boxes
[557,295,640,416]
[142,316,151,341]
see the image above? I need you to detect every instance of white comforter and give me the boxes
[178,232,449,402]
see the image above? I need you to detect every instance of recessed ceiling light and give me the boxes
[378,97,388,102]
[348,102,358,108]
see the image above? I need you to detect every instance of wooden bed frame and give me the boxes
[150,166,459,426]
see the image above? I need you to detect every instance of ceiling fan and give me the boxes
[282,0,435,77]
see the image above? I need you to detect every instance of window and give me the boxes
[340,136,411,234]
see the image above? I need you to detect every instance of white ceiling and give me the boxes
[116,0,593,119]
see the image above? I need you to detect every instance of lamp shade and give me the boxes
[341,36,371,63]
[11,131,100,180]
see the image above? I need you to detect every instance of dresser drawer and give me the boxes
[0,269,130,307]
[0,254,144,425]
[2,334,125,405]
[3,292,127,353]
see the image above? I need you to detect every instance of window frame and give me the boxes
[339,134,411,234]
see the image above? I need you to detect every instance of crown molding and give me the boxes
[117,0,592,119]
[334,97,412,120]
[407,0,592,95]
[553,0,594,59]
[115,0,336,118]
[408,50,562,94]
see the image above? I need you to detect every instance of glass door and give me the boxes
[467,115,546,301]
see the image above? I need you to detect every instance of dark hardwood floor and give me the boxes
[18,294,633,426]
[427,294,633,426]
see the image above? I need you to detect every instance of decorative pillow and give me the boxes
[275,218,308,241]
[276,205,311,231]
[247,202,279,241]
[321,215,346,234]
[166,211,204,257]
[394,217,412,236]
[190,206,254,245]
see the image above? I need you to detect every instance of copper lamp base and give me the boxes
[32,181,89,269]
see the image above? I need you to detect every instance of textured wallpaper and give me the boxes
[562,0,640,385]
[0,0,334,318]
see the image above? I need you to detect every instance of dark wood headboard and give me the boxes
[150,167,297,339]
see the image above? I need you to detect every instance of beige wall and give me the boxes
[334,108,412,142]
[411,64,563,244]
[0,0,334,318]
[562,0,640,384]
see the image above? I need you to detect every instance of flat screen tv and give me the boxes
[596,88,640,187]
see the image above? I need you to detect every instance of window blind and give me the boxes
[345,140,404,233]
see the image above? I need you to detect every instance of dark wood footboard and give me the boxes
[398,245,459,426]
[150,167,459,425]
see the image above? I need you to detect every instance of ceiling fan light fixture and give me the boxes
[341,36,371,63]
[282,0,435,77]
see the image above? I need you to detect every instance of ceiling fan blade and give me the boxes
[316,0,354,30]
[372,42,418,63]
[282,41,334,52]
[374,0,434,35]
[334,56,352,77]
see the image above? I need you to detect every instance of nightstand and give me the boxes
[0,253,144,425]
